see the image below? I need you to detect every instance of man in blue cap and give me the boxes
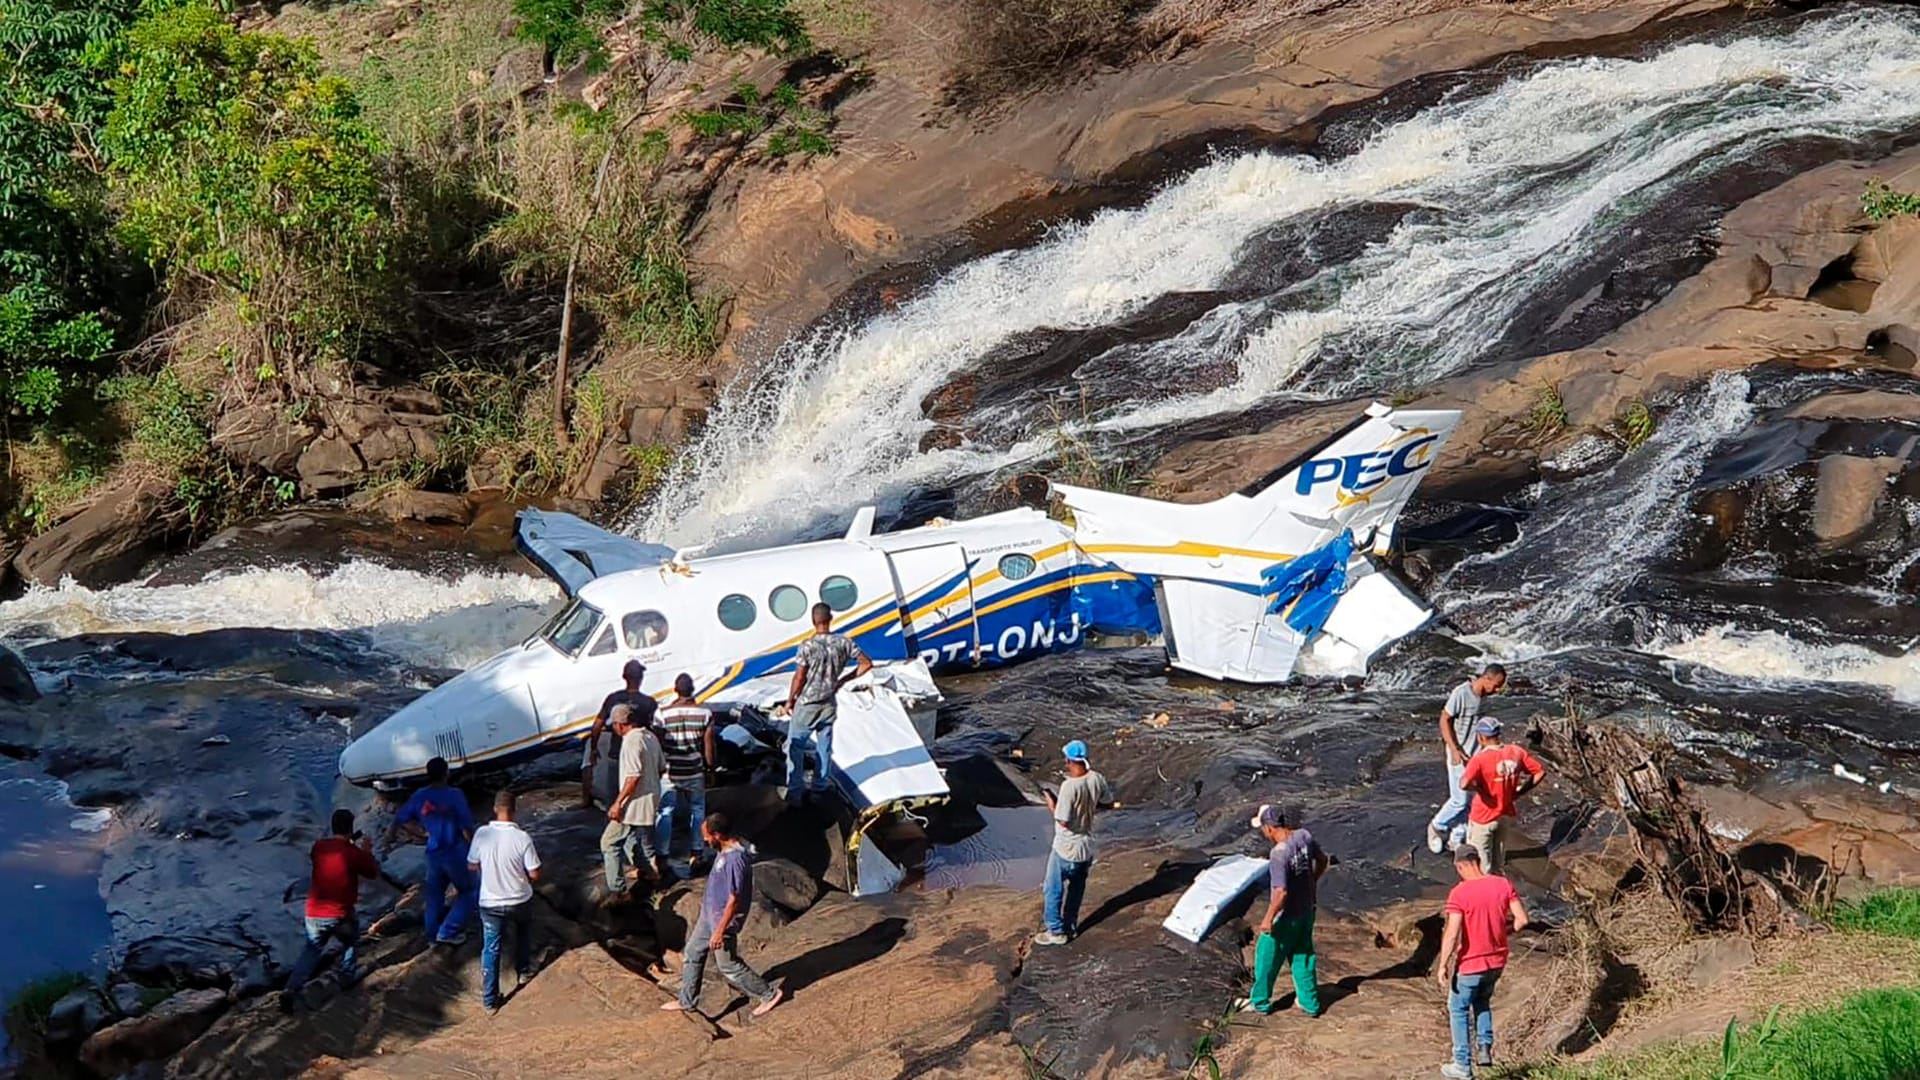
[1035,739,1117,947]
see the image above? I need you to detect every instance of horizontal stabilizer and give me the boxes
[514,509,676,596]
[1055,403,1458,682]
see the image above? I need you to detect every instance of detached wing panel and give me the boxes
[514,509,677,596]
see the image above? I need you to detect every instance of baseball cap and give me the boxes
[1062,740,1090,763]
[622,659,646,681]
[1249,804,1286,829]
[1474,717,1503,736]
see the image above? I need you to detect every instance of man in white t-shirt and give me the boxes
[1427,665,1507,855]
[467,788,542,1014]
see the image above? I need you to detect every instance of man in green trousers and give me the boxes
[1244,803,1329,1016]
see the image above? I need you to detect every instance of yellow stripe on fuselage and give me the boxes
[1080,540,1295,563]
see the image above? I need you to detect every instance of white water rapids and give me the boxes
[4,11,1919,704]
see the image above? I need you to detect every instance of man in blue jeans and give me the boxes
[783,603,870,807]
[386,756,476,946]
[468,788,542,1014]
[1035,740,1117,946]
[1434,844,1529,1076]
[282,808,381,1012]
[1427,666,1506,855]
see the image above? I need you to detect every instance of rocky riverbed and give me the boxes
[8,2,1920,1077]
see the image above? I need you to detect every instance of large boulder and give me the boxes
[44,986,111,1047]
[354,488,473,526]
[296,435,366,497]
[11,478,177,588]
[0,644,38,704]
[211,403,316,475]
[79,988,228,1076]
[1811,454,1899,542]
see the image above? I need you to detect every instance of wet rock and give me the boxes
[212,403,316,475]
[45,986,110,1046]
[1786,388,1920,423]
[108,980,152,1020]
[80,987,228,1076]
[1811,454,1898,542]
[0,643,38,704]
[11,477,178,588]
[357,488,474,526]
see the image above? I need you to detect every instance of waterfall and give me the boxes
[634,8,1920,548]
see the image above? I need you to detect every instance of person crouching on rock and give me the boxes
[661,812,785,1018]
[282,808,381,1012]
[1240,804,1327,1017]
[1434,843,1529,1077]
[602,703,665,897]
[1457,718,1545,876]
[384,755,476,947]
[469,788,543,1015]
[1427,665,1506,855]
[1034,739,1117,947]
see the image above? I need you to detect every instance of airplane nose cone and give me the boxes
[338,700,440,785]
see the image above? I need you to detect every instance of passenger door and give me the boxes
[885,544,978,668]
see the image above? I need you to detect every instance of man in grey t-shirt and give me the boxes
[1427,665,1507,854]
[783,603,870,807]
[1035,739,1117,946]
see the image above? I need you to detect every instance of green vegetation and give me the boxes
[0,0,843,548]
[1529,382,1569,439]
[1613,400,1656,450]
[682,80,835,156]
[1862,178,1920,222]
[1829,887,1920,940]
[1501,987,1920,1080]
[3,970,93,1037]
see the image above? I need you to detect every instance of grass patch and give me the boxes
[1501,986,1920,1080]
[1610,399,1656,450]
[1830,887,1920,940]
[4,971,93,1036]
[1862,178,1920,222]
[1528,382,1569,439]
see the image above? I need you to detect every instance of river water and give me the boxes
[3,4,1919,1054]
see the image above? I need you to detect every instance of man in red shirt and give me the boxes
[282,808,382,1012]
[1457,718,1545,875]
[1435,844,1529,1077]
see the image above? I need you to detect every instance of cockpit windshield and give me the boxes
[536,597,603,658]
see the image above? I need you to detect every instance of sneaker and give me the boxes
[1230,996,1256,1014]
[1476,1046,1494,1069]
[1426,825,1446,855]
[435,931,468,947]
[483,1000,501,1016]
[1032,931,1070,947]
[1440,1064,1473,1079]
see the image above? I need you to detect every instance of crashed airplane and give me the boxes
[339,403,1460,863]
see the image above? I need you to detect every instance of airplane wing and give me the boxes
[513,508,677,596]
[1057,403,1460,683]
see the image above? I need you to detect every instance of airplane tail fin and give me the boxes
[1055,403,1460,683]
[1232,402,1461,556]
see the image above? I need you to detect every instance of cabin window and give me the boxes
[717,594,757,631]
[999,552,1038,581]
[588,626,617,657]
[820,574,858,611]
[623,610,670,648]
[769,585,808,622]
[540,598,603,657]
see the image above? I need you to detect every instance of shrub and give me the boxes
[1829,887,1920,940]
[645,0,810,52]
[1862,178,1920,222]
[948,0,1146,106]
[101,2,401,366]
[514,0,624,69]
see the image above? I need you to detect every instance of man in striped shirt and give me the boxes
[655,673,716,879]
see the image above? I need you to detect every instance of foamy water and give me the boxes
[635,8,1920,546]
[0,561,559,670]
[1653,625,1920,703]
